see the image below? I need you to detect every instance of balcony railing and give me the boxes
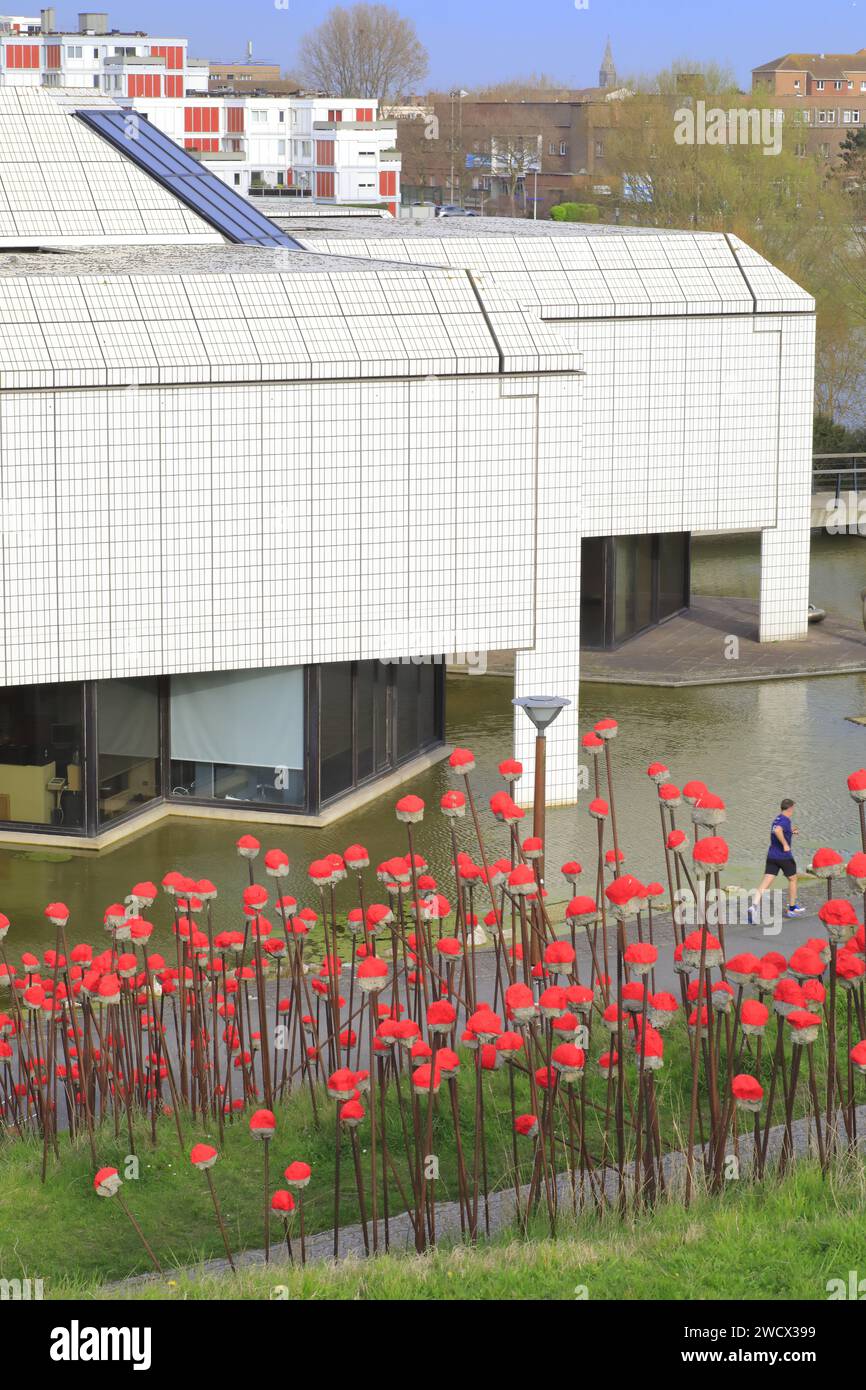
[813,454,866,499]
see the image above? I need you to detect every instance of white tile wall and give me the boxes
[0,373,580,688]
[0,183,816,808]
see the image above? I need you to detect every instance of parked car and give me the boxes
[435,204,478,217]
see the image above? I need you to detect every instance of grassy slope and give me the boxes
[50,1160,865,1300]
[0,1009,853,1287]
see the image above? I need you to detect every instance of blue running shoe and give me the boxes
[785,903,806,918]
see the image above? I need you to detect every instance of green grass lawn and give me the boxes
[41,1159,866,1300]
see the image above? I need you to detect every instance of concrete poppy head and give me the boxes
[396,794,424,824]
[284,1160,311,1189]
[190,1143,218,1171]
[440,790,466,819]
[810,847,843,880]
[448,747,476,775]
[818,898,859,945]
[647,761,670,784]
[94,1166,122,1198]
[249,1108,276,1140]
[732,1074,763,1113]
[847,769,866,803]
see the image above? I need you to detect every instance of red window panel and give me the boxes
[316,170,335,198]
[227,105,245,133]
[285,167,293,187]
[151,44,183,69]
[327,108,343,121]
[45,43,61,68]
[184,138,219,153]
[185,106,217,131]
[379,170,396,197]
[7,44,40,68]
[356,107,373,122]
[316,139,334,166]
[387,201,396,217]
[165,75,182,97]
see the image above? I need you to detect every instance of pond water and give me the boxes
[2,533,865,956]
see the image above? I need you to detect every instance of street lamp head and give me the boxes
[512,695,571,734]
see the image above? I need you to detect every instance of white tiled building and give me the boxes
[0,89,814,846]
[287,217,816,783]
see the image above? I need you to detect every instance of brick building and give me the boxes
[397,91,627,216]
[753,50,866,164]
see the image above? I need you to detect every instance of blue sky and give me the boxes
[99,0,866,89]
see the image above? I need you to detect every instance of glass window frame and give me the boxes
[165,669,310,817]
[0,679,89,837]
[93,675,163,833]
[0,659,446,833]
[580,533,691,651]
[315,658,445,811]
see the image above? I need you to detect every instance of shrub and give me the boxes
[550,201,600,222]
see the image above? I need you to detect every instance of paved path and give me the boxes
[448,597,866,688]
[108,1098,865,1292]
[580,596,866,687]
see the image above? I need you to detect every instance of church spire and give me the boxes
[599,37,616,90]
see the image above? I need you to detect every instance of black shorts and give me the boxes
[765,857,797,879]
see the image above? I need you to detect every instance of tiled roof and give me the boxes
[0,87,220,245]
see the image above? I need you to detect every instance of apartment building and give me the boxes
[132,94,401,209]
[0,8,207,95]
[753,49,866,162]
[0,10,401,206]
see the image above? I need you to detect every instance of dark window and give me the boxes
[580,537,607,648]
[374,663,389,771]
[355,660,375,782]
[0,682,85,830]
[317,658,443,806]
[319,662,354,802]
[658,532,690,620]
[614,535,653,643]
[581,532,691,650]
[418,661,438,748]
[395,663,418,763]
[96,677,160,826]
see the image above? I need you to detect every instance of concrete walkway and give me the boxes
[448,598,866,688]
[580,597,866,687]
[109,1100,864,1292]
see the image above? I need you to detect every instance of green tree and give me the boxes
[603,63,863,428]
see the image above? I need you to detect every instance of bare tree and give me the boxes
[297,3,428,100]
[474,134,541,215]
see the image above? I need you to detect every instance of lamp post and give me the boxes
[512,694,571,884]
[448,88,468,204]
